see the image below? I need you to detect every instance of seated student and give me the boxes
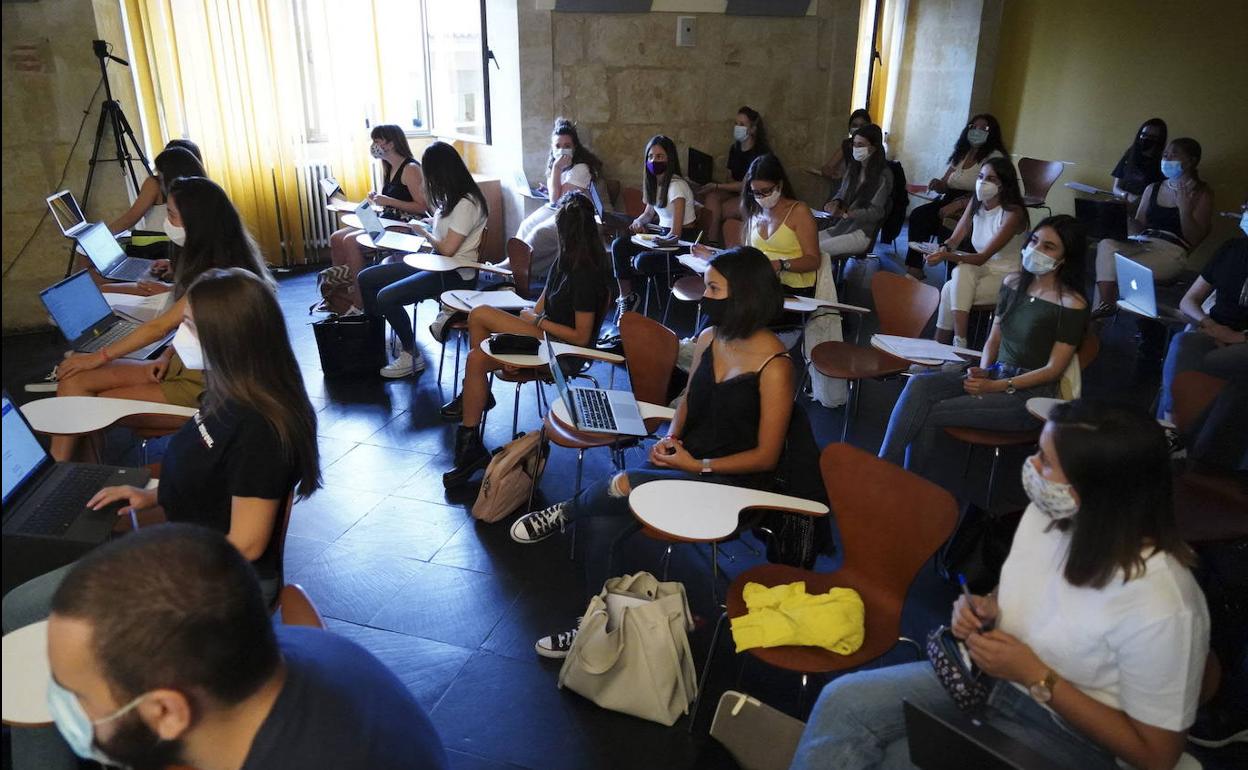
[1094,137,1214,317]
[51,177,276,461]
[906,114,1009,279]
[819,108,873,203]
[441,192,612,487]
[509,247,794,657]
[819,124,894,260]
[696,106,769,243]
[1112,117,1167,205]
[514,118,603,280]
[879,215,1089,475]
[327,124,428,309]
[611,135,700,316]
[793,400,1210,770]
[928,157,1029,348]
[357,140,487,378]
[40,524,447,770]
[1159,197,1248,422]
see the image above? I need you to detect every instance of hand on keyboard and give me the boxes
[88,485,158,517]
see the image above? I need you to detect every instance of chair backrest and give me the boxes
[268,488,297,608]
[692,202,713,239]
[723,217,743,248]
[1171,370,1228,434]
[1076,333,1100,370]
[872,272,939,337]
[505,237,534,298]
[278,584,326,629]
[621,186,645,218]
[605,178,621,207]
[619,311,678,413]
[821,444,957,611]
[1017,158,1065,203]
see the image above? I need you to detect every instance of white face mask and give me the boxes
[554,147,574,159]
[975,179,999,202]
[733,125,749,142]
[1021,456,1079,520]
[1021,244,1058,275]
[755,187,782,210]
[47,677,147,764]
[1240,211,1248,238]
[172,324,208,370]
[162,220,186,247]
[967,128,989,146]
[851,146,871,162]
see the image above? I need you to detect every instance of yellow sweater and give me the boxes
[730,581,865,655]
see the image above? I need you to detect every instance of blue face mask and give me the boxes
[47,678,147,765]
[1160,159,1184,179]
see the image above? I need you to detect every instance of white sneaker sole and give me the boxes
[1187,727,1248,748]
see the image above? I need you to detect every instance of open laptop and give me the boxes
[319,176,346,203]
[687,147,714,186]
[903,700,1067,770]
[77,222,155,281]
[545,336,646,436]
[2,393,149,593]
[40,270,171,360]
[354,200,426,252]
[46,190,91,237]
[1115,253,1158,318]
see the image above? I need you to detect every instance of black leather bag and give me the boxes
[937,506,1023,594]
[490,333,540,355]
[312,315,385,377]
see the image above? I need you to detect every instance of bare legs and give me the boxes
[460,306,542,429]
[50,363,169,461]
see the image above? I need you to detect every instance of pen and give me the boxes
[958,573,995,632]
[693,230,703,247]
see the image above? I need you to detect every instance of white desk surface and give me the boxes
[401,252,513,276]
[2,621,51,727]
[629,480,828,542]
[1026,397,1175,429]
[785,296,872,315]
[905,186,941,201]
[354,230,429,254]
[327,199,381,214]
[440,289,533,314]
[870,334,980,367]
[22,397,197,436]
[630,234,691,252]
[549,397,674,437]
[480,337,625,369]
[339,212,408,231]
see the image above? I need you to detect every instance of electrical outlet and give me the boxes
[677,16,696,47]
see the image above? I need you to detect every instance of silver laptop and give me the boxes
[319,176,346,203]
[46,190,91,237]
[1115,252,1157,318]
[354,201,425,252]
[546,336,646,436]
[77,222,154,282]
[40,270,170,360]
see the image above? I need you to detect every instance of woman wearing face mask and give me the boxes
[1,268,320,770]
[1093,137,1214,317]
[928,157,1030,348]
[50,177,275,462]
[697,106,770,243]
[819,123,894,261]
[514,118,603,281]
[794,400,1209,770]
[819,108,873,203]
[879,215,1089,475]
[905,114,1009,279]
[508,246,795,658]
[1111,118,1168,205]
[326,124,428,310]
[610,135,700,316]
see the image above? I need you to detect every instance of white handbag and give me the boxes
[557,571,698,726]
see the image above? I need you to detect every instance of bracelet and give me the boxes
[100,347,113,362]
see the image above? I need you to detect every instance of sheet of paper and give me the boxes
[677,253,712,274]
[459,290,534,310]
[104,292,167,323]
[873,334,979,363]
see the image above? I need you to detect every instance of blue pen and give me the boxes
[958,573,995,632]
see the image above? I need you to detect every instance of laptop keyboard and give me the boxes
[17,467,115,536]
[110,257,151,281]
[574,389,617,432]
[79,322,136,352]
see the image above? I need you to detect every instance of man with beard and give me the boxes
[39,524,447,770]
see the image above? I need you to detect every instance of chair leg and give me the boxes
[840,379,858,443]
[659,544,673,581]
[710,541,721,608]
[437,336,447,387]
[898,636,924,660]
[985,447,1001,512]
[512,382,522,437]
[452,332,464,398]
[687,610,729,734]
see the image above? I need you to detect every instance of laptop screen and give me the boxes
[319,177,344,201]
[354,201,384,240]
[544,336,578,420]
[46,190,86,235]
[77,222,125,272]
[2,396,51,507]
[40,270,113,343]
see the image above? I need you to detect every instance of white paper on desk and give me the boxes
[873,335,977,362]
[459,290,534,310]
[677,253,712,274]
[104,292,167,323]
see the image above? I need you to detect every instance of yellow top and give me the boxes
[730,581,865,655]
[748,203,816,289]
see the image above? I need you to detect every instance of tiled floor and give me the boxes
[3,240,1241,770]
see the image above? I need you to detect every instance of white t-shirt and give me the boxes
[971,203,1024,274]
[143,203,168,232]
[997,504,1209,732]
[947,149,1004,192]
[654,176,697,230]
[434,196,486,280]
[560,162,592,192]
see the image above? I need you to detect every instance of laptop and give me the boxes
[545,336,646,436]
[687,147,714,186]
[319,176,346,203]
[903,700,1067,770]
[46,190,91,237]
[77,222,155,281]
[40,271,171,360]
[354,200,426,252]
[1115,253,1158,318]
[2,393,149,593]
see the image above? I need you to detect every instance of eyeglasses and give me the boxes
[747,186,778,198]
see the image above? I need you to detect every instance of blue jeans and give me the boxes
[1160,330,1248,417]
[878,369,1053,473]
[357,262,475,352]
[790,662,1118,770]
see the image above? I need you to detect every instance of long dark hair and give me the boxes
[948,113,1008,166]
[1002,214,1085,319]
[165,138,203,163]
[188,268,321,499]
[739,154,796,220]
[1046,400,1195,588]
[708,246,784,341]
[642,135,683,209]
[968,156,1029,228]
[847,108,872,131]
[168,177,273,298]
[547,118,603,180]
[843,124,888,208]
[370,124,416,181]
[1168,137,1206,188]
[421,141,487,217]
[1124,117,1167,171]
[554,191,608,273]
[736,106,770,154]
[154,147,206,198]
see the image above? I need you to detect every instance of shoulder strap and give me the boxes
[780,201,799,226]
[755,351,791,374]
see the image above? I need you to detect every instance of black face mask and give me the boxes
[700,296,729,327]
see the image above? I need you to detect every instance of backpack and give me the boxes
[879,160,910,245]
[754,406,833,569]
[471,431,549,522]
[311,265,355,315]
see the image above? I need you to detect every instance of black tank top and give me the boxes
[382,157,417,202]
[1145,183,1184,241]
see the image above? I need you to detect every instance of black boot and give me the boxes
[439,392,496,422]
[443,427,491,488]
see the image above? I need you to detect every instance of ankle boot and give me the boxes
[443,427,491,488]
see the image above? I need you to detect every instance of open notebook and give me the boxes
[873,334,979,364]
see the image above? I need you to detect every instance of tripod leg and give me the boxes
[69,97,116,277]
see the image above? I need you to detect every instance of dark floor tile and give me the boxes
[335,496,470,561]
[288,542,423,625]
[324,618,473,713]
[428,513,574,580]
[480,584,585,663]
[287,485,385,543]
[361,408,457,454]
[321,443,434,493]
[315,434,358,468]
[282,534,333,578]
[317,403,406,443]
[368,560,522,649]
[446,750,529,770]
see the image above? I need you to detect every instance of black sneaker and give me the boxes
[510,502,568,543]
[535,619,582,659]
[1188,704,1248,748]
[615,292,639,320]
[439,392,496,422]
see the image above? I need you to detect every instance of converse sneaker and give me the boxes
[535,620,581,659]
[615,292,639,320]
[429,309,458,343]
[380,351,425,378]
[952,335,968,349]
[510,502,568,544]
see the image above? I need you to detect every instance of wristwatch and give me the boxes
[779,259,792,272]
[1004,378,1017,395]
[700,458,713,476]
[1029,669,1060,704]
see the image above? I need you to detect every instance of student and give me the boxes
[327,124,428,309]
[819,108,873,202]
[39,524,447,770]
[819,124,894,261]
[51,177,275,461]
[1158,197,1248,421]
[106,139,204,235]
[879,215,1089,475]
[906,114,1009,278]
[610,135,700,316]
[357,141,488,378]
[441,192,612,487]
[509,247,794,657]
[1112,117,1167,204]
[1094,137,1214,316]
[514,118,603,280]
[697,106,769,243]
[928,157,1030,348]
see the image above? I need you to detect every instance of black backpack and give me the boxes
[879,160,910,245]
[755,405,833,569]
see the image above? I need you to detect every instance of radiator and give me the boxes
[297,160,337,251]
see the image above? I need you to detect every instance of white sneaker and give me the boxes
[380,351,425,378]
[952,336,968,349]
[429,309,457,343]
